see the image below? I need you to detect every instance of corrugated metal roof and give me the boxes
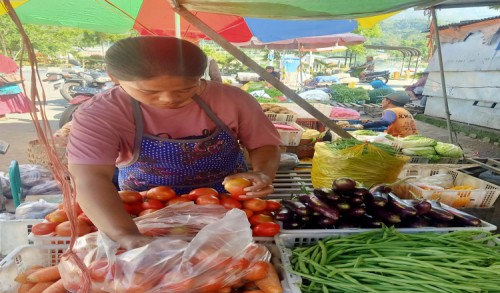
[437,15,500,30]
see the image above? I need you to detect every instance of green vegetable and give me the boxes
[289,228,500,293]
[368,88,394,104]
[351,130,379,136]
[434,142,464,158]
[329,84,369,103]
[399,135,436,148]
[327,139,398,156]
[401,146,437,156]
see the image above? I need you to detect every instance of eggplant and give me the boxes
[441,206,481,227]
[335,217,361,229]
[300,215,311,222]
[348,206,366,218]
[388,192,417,218]
[409,199,432,216]
[313,188,334,198]
[282,220,302,230]
[275,207,293,221]
[428,218,451,228]
[353,187,370,197]
[346,194,365,206]
[366,192,389,208]
[298,195,340,221]
[401,216,429,228]
[314,188,341,204]
[281,199,310,216]
[333,177,356,193]
[316,216,336,228]
[335,200,351,211]
[373,209,401,225]
[427,201,454,222]
[361,214,384,228]
[369,184,392,195]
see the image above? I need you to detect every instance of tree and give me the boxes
[347,25,383,55]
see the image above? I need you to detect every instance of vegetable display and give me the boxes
[278,177,482,230]
[288,228,500,293]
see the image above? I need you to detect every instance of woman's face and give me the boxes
[118,75,202,109]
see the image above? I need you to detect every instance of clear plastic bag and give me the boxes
[14,199,59,219]
[59,209,270,292]
[414,174,454,189]
[26,180,61,195]
[19,164,54,187]
[279,152,300,171]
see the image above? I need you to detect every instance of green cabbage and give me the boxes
[351,130,379,136]
[434,142,464,158]
[402,147,437,156]
[399,135,436,148]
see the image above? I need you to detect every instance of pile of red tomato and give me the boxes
[32,203,95,237]
[121,178,281,237]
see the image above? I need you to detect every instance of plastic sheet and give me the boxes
[14,199,58,219]
[59,209,271,293]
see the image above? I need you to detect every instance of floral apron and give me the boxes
[118,95,247,194]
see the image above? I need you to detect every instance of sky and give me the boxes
[394,7,499,23]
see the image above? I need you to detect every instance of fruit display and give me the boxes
[277,177,483,230]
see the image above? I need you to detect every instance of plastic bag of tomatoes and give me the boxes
[58,209,272,293]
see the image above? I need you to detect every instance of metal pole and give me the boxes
[175,13,181,38]
[431,8,454,143]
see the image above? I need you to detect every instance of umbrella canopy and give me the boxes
[0,54,19,74]
[0,0,416,42]
[234,33,366,50]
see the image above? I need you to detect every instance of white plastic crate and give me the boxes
[266,112,298,123]
[274,122,305,146]
[0,244,67,293]
[0,219,43,256]
[407,156,462,164]
[398,165,500,208]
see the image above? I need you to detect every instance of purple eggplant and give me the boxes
[298,194,340,221]
[373,209,401,225]
[281,199,310,216]
[366,192,389,208]
[361,214,384,228]
[427,201,454,222]
[314,188,341,204]
[333,177,357,193]
[409,199,432,216]
[441,206,481,227]
[313,188,333,198]
[401,216,429,228]
[336,200,351,211]
[369,184,392,195]
[282,220,302,230]
[388,193,417,218]
[275,207,293,221]
[348,206,366,218]
[335,217,361,229]
[345,194,365,206]
[428,218,452,227]
[353,187,370,197]
[316,216,336,228]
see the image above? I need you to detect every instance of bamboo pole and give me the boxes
[170,4,352,138]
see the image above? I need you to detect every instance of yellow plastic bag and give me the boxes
[312,142,409,188]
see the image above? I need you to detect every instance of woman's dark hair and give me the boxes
[105,36,207,81]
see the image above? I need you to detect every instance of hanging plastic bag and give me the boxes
[14,199,59,219]
[59,209,270,293]
[312,140,409,188]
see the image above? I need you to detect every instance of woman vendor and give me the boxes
[67,36,282,249]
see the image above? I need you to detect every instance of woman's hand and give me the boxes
[223,171,274,198]
[118,234,155,250]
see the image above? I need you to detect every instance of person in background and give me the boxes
[0,54,31,120]
[259,66,280,81]
[67,36,282,249]
[203,57,222,82]
[362,91,418,137]
[405,71,429,101]
[357,56,375,80]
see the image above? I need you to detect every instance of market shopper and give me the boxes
[67,36,282,249]
[0,54,32,120]
[362,91,418,137]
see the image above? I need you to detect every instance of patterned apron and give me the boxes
[118,95,247,194]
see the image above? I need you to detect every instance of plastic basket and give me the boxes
[26,138,68,168]
[274,122,305,146]
[407,157,463,164]
[397,165,500,208]
[265,112,297,123]
[295,118,325,132]
[0,244,67,292]
[0,219,43,256]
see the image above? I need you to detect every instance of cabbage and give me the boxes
[402,147,437,156]
[399,135,436,148]
[434,142,464,158]
[351,130,379,136]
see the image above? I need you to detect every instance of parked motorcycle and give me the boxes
[348,68,391,84]
[59,70,112,101]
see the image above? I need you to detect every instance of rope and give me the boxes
[2,1,91,292]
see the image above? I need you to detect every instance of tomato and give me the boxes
[228,258,250,273]
[255,210,273,217]
[242,198,267,212]
[265,200,281,211]
[89,260,114,282]
[220,197,242,210]
[55,219,92,237]
[196,194,220,205]
[252,222,280,237]
[224,178,252,196]
[188,188,219,200]
[231,193,250,201]
[219,193,232,199]
[244,261,269,281]
[158,272,195,291]
[146,186,177,202]
[167,197,192,205]
[123,202,143,215]
[32,222,59,235]
[77,213,93,226]
[142,199,165,210]
[242,208,254,218]
[118,190,143,203]
[248,214,274,226]
[138,209,159,217]
[45,209,68,223]
[179,193,190,198]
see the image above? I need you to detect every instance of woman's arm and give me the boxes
[69,163,152,249]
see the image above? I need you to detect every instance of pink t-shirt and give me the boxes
[67,81,282,165]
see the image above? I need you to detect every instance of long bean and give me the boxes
[288,228,500,292]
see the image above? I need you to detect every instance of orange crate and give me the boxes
[296,118,325,132]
